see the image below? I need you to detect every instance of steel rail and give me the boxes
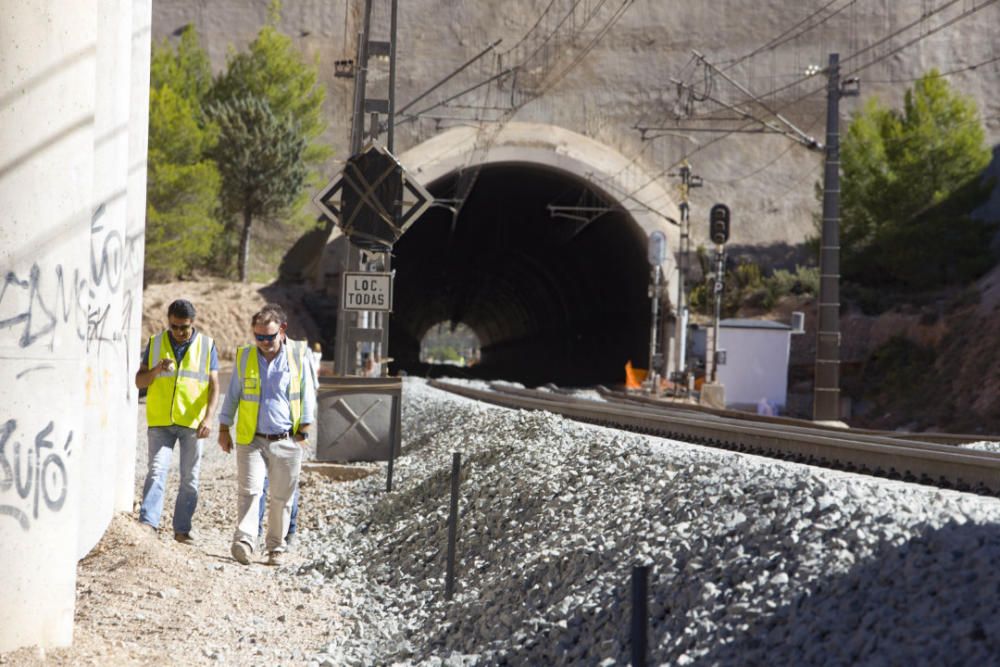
[489,384,987,452]
[591,387,988,446]
[428,380,1000,496]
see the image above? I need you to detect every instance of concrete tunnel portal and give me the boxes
[384,123,682,387]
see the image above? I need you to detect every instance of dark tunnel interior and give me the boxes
[388,161,653,387]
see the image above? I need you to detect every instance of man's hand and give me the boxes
[196,420,211,439]
[218,430,233,453]
[157,358,175,373]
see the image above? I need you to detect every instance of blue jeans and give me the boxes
[139,425,202,533]
[258,476,299,537]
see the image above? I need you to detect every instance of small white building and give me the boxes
[716,318,795,413]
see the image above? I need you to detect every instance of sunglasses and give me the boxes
[255,332,279,342]
[170,324,192,332]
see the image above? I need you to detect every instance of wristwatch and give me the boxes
[296,431,310,441]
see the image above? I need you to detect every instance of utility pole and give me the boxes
[813,53,858,421]
[672,163,701,385]
[334,0,399,376]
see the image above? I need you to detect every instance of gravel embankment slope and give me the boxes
[300,379,1000,665]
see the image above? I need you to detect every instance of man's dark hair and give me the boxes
[252,303,287,327]
[167,299,196,320]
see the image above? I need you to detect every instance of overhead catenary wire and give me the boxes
[719,0,860,72]
[527,0,631,99]
[606,0,999,211]
[863,53,1000,82]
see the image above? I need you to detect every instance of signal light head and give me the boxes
[709,203,730,245]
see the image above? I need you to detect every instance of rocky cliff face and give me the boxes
[153,0,1000,251]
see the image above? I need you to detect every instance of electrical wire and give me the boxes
[502,0,561,56]
[720,0,859,72]
[754,0,973,102]
[402,0,618,126]
[609,0,999,209]
[529,0,631,98]
[863,53,1000,82]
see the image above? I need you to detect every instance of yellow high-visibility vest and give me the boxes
[233,341,305,445]
[146,331,214,428]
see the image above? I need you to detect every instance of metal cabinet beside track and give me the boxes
[316,376,402,461]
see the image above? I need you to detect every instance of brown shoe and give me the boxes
[173,532,194,544]
[266,550,284,566]
[231,541,252,565]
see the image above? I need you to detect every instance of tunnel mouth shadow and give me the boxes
[389,161,657,387]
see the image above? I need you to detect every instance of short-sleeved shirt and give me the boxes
[141,330,219,371]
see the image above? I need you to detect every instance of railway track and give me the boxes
[428,380,1000,496]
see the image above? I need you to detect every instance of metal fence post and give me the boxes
[631,564,649,667]
[445,452,461,600]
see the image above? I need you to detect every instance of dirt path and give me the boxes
[5,407,344,666]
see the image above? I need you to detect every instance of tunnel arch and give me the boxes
[388,123,682,386]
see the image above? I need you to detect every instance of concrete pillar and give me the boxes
[115,0,151,515]
[77,0,135,556]
[0,1,99,652]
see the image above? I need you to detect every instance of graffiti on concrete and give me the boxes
[15,365,55,380]
[0,419,71,531]
[90,204,125,295]
[86,202,144,402]
[0,264,88,349]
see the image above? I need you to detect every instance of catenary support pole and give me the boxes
[814,53,843,421]
[673,165,692,379]
[335,0,375,376]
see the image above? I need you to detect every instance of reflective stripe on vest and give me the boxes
[146,331,214,428]
[234,341,304,445]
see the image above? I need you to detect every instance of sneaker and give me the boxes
[140,522,157,536]
[284,533,296,550]
[173,532,194,544]
[231,540,252,565]
[266,550,284,566]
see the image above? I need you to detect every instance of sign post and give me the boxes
[708,204,730,384]
[647,231,666,394]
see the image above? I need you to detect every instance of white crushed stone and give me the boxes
[567,388,606,402]
[298,378,1000,665]
[961,440,1000,453]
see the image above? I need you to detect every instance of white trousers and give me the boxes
[234,436,302,553]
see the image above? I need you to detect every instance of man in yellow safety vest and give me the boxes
[135,299,219,543]
[217,303,315,566]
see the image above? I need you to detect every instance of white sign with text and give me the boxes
[342,272,393,312]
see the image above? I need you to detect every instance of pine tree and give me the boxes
[209,97,308,282]
[840,71,995,289]
[207,3,329,279]
[145,27,222,282]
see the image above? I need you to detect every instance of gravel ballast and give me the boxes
[298,378,1000,665]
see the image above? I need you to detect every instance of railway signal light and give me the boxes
[709,203,730,245]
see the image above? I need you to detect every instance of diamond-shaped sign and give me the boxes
[313,142,433,251]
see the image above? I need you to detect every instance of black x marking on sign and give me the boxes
[341,158,399,235]
[330,396,384,446]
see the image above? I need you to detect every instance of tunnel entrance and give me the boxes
[390,161,652,386]
[419,321,481,366]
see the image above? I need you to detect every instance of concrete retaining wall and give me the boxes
[0,0,151,652]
